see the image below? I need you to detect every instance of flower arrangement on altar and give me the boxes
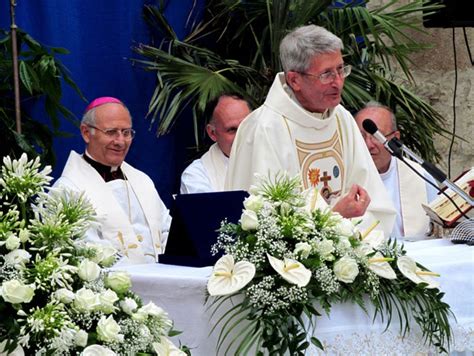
[0,154,187,356]
[207,174,453,355]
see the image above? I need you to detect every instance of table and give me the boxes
[121,239,474,355]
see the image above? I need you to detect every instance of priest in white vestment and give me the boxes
[180,94,251,193]
[355,102,438,240]
[226,25,396,236]
[54,97,171,265]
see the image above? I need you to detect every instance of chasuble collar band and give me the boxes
[82,153,125,182]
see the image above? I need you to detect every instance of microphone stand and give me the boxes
[387,138,474,207]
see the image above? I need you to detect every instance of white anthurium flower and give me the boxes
[81,344,117,356]
[397,256,440,289]
[240,209,259,231]
[207,255,256,296]
[361,229,385,249]
[153,337,187,356]
[368,252,396,280]
[267,254,311,287]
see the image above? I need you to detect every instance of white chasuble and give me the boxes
[397,159,431,238]
[200,143,228,191]
[54,151,170,264]
[226,73,396,236]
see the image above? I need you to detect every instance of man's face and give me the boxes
[287,51,345,113]
[355,107,398,173]
[207,96,251,156]
[80,103,133,167]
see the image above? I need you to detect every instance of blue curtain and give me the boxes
[0,0,205,207]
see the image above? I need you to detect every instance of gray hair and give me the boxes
[279,25,344,73]
[363,101,398,131]
[81,104,132,127]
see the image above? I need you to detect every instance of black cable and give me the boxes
[463,27,474,66]
[398,155,469,221]
[447,27,458,179]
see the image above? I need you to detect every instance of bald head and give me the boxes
[354,104,400,173]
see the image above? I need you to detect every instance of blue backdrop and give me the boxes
[0,0,205,207]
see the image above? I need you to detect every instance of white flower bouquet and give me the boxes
[0,154,187,356]
[207,174,452,355]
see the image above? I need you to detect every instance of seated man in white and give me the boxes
[54,97,171,265]
[180,93,251,193]
[355,101,438,240]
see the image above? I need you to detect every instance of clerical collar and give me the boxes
[379,157,397,179]
[82,153,125,182]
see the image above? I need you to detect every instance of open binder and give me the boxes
[422,167,473,227]
[160,190,248,267]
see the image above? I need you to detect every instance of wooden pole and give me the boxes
[10,0,21,134]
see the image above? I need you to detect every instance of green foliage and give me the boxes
[0,29,85,166]
[207,174,453,354]
[134,0,447,161]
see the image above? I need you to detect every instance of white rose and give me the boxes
[4,249,31,266]
[334,217,356,237]
[54,288,75,304]
[98,289,119,314]
[0,280,35,304]
[316,239,335,260]
[5,234,21,251]
[77,259,101,282]
[337,236,352,251]
[294,242,312,259]
[81,344,117,356]
[98,246,117,267]
[153,337,187,356]
[240,210,259,231]
[138,301,167,318]
[74,288,99,312]
[96,316,123,343]
[243,195,264,212]
[333,256,359,283]
[74,329,88,347]
[105,272,132,294]
[120,297,138,315]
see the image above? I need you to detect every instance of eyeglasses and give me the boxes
[299,64,352,84]
[87,125,136,140]
[361,130,397,142]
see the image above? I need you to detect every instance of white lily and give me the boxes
[267,254,311,287]
[207,255,256,296]
[397,256,440,289]
[153,337,187,356]
[368,252,396,279]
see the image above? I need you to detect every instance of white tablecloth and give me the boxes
[121,239,474,355]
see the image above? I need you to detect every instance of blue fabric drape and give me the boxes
[0,0,205,207]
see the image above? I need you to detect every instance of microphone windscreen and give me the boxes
[362,119,378,135]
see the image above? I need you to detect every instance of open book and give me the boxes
[422,167,474,227]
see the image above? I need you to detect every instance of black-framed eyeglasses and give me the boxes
[87,125,136,140]
[299,64,352,84]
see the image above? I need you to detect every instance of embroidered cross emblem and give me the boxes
[320,171,332,200]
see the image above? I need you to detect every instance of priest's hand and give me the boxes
[333,184,370,218]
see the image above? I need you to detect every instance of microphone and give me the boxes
[362,119,402,158]
[362,118,474,207]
